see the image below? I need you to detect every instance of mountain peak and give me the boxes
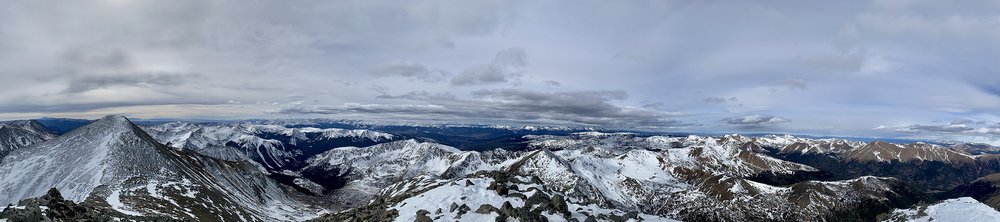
[97,115,131,124]
[6,119,42,126]
[0,114,169,204]
[5,120,55,135]
[71,115,141,135]
[868,140,894,146]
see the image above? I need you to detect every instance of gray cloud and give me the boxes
[0,0,519,116]
[900,124,975,133]
[367,60,449,82]
[724,114,790,125]
[641,102,664,109]
[887,119,993,134]
[704,96,738,104]
[875,120,1000,143]
[376,91,457,101]
[768,79,808,93]
[66,72,203,93]
[470,89,628,117]
[275,88,685,127]
[4,1,1000,144]
[0,100,225,113]
[451,47,526,86]
[61,47,132,69]
[275,103,458,116]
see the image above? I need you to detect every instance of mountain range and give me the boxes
[2,115,1000,221]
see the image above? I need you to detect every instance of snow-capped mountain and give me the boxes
[843,141,975,164]
[142,122,396,170]
[304,132,927,221]
[755,135,865,155]
[0,120,56,159]
[261,118,591,131]
[882,197,1000,222]
[5,118,1000,221]
[0,116,322,221]
[747,135,1000,191]
[298,140,520,209]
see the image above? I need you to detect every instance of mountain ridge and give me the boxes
[0,115,323,221]
[2,118,999,221]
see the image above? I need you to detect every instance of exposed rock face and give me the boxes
[0,188,174,221]
[0,120,56,160]
[843,141,975,164]
[763,138,1000,191]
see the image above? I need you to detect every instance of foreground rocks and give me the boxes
[0,188,176,222]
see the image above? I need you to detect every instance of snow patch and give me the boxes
[886,197,1000,222]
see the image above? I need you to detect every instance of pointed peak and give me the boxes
[7,119,41,125]
[869,140,893,146]
[861,140,902,150]
[62,115,141,136]
[91,115,136,127]
[98,115,131,122]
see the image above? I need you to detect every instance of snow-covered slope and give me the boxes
[305,140,462,195]
[143,122,396,170]
[883,197,1000,222]
[305,132,922,221]
[0,116,322,221]
[0,116,174,203]
[312,174,680,222]
[8,118,987,221]
[299,139,521,209]
[755,135,865,155]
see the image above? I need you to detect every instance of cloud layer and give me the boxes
[2,0,1000,142]
[724,114,790,126]
[275,89,685,128]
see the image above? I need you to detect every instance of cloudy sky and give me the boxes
[2,0,1000,142]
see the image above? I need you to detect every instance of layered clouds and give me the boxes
[3,0,1000,141]
[724,114,790,127]
[275,89,685,128]
[451,48,527,86]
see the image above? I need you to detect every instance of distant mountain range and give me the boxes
[2,116,1000,221]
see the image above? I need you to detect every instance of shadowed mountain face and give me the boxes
[941,173,1000,211]
[758,139,1000,192]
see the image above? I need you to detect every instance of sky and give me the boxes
[2,0,1000,143]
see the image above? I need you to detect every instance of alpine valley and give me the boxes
[3,115,1000,222]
